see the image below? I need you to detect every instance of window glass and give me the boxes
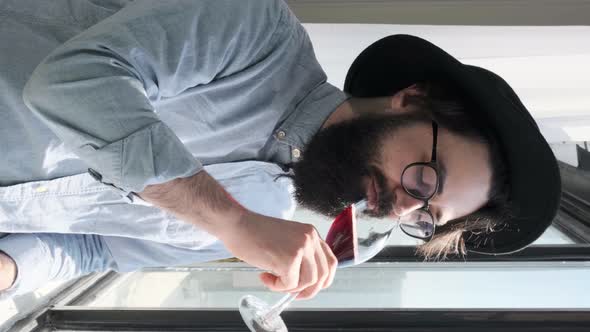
[79,262,590,309]
[0,280,68,329]
[551,142,587,167]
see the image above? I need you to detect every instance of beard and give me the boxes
[292,112,430,218]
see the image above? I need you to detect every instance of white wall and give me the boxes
[303,24,590,143]
[287,0,590,26]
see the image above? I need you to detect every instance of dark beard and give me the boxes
[292,112,430,218]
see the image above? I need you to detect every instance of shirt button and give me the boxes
[277,131,286,139]
[35,186,48,193]
[292,148,301,159]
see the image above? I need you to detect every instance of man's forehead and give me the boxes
[436,139,492,219]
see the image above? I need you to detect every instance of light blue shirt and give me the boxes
[0,161,296,298]
[0,0,348,297]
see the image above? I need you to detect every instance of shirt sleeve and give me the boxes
[0,234,117,299]
[23,0,294,193]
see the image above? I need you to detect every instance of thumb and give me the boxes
[259,272,295,292]
[259,272,279,290]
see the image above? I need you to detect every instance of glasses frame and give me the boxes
[399,121,440,241]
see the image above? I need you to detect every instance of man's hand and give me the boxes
[0,251,17,291]
[222,211,338,300]
[139,170,337,300]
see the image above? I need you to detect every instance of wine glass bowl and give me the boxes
[239,199,397,332]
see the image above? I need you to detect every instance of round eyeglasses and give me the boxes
[398,121,440,241]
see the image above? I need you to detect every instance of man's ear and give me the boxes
[390,84,426,111]
[404,84,425,96]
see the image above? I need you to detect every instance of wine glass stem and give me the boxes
[261,292,299,322]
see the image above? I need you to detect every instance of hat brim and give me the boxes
[344,34,561,255]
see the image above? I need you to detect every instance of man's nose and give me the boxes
[392,188,424,217]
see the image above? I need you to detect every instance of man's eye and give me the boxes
[416,167,427,186]
[413,167,437,196]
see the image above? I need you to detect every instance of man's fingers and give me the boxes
[259,272,278,289]
[320,240,338,289]
[260,252,302,292]
[286,246,318,293]
[249,221,335,299]
[296,238,338,300]
[295,245,329,300]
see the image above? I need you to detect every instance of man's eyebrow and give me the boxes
[437,160,446,195]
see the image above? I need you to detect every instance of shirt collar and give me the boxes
[276,82,349,151]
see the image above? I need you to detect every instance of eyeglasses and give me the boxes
[398,121,440,241]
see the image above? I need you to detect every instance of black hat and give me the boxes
[344,34,561,255]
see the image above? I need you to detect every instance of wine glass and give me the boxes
[239,199,397,332]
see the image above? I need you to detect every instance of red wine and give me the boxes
[325,204,358,267]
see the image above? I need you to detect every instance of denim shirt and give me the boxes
[0,161,296,298]
[0,0,347,297]
[23,0,347,194]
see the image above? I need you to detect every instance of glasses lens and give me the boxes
[399,210,435,239]
[402,165,437,198]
